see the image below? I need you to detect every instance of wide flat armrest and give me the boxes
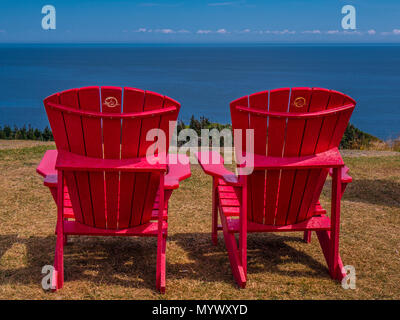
[165,154,191,189]
[195,151,240,185]
[239,147,344,171]
[329,165,352,183]
[56,151,167,172]
[36,150,58,177]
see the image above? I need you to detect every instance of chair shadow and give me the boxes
[168,232,330,286]
[0,234,160,291]
[1,231,331,291]
[339,178,400,208]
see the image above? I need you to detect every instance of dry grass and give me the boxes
[0,141,399,299]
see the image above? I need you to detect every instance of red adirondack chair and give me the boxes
[196,87,355,288]
[36,86,190,293]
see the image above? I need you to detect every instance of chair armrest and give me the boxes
[36,150,58,177]
[164,154,191,189]
[195,151,240,186]
[38,151,187,189]
[56,150,167,172]
[238,147,344,171]
[328,165,352,183]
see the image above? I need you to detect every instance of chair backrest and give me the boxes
[230,87,356,226]
[44,86,180,229]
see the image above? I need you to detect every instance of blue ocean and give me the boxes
[0,43,399,140]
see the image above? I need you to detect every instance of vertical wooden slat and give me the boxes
[44,93,84,224]
[276,87,312,225]
[130,91,164,226]
[159,97,180,153]
[264,88,290,225]
[78,87,106,228]
[295,88,331,223]
[119,88,145,229]
[230,96,250,221]
[307,91,346,218]
[140,91,165,225]
[101,86,122,229]
[59,89,94,226]
[248,91,268,224]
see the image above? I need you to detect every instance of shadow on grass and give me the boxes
[0,234,159,291]
[343,178,400,208]
[1,231,331,290]
[168,232,331,286]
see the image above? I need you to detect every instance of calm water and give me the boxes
[0,44,399,140]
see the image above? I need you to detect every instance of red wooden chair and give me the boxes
[36,86,190,293]
[196,87,356,288]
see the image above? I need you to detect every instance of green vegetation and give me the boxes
[340,123,381,149]
[0,125,53,141]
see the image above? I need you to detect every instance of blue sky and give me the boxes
[1,0,400,43]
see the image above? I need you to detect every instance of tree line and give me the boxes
[0,116,382,150]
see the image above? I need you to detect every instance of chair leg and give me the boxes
[53,169,64,290]
[316,230,346,281]
[53,226,64,290]
[303,231,312,243]
[220,214,246,288]
[156,234,167,294]
[211,177,218,246]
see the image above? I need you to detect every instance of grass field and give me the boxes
[0,141,399,299]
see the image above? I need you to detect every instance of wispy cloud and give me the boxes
[133,28,148,33]
[138,2,183,7]
[129,27,400,38]
[208,1,236,6]
[216,28,229,34]
[264,29,296,35]
[155,28,175,34]
[343,30,363,35]
[302,30,321,34]
[196,29,213,34]
[381,29,400,35]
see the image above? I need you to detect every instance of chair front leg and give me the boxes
[212,177,219,245]
[329,166,342,280]
[53,170,65,290]
[156,173,166,293]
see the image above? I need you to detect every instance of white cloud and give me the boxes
[216,28,229,34]
[208,2,236,6]
[326,30,339,34]
[177,29,191,34]
[393,29,400,35]
[343,30,363,35]
[367,29,376,35]
[265,29,295,35]
[133,28,147,33]
[138,2,183,7]
[155,28,175,34]
[302,30,321,34]
[196,29,213,34]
